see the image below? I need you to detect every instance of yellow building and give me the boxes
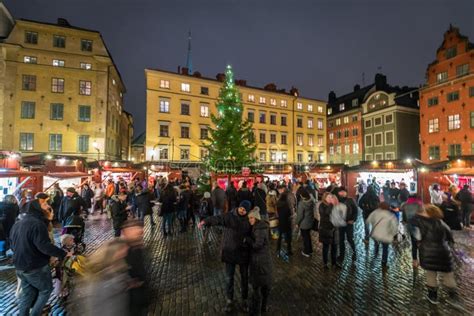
[145,67,327,169]
[0,5,131,161]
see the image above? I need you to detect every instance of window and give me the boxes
[385,131,394,145]
[470,87,474,97]
[201,86,209,95]
[281,134,287,145]
[78,105,91,122]
[374,133,383,146]
[259,96,266,104]
[308,135,314,146]
[112,79,116,86]
[353,143,359,154]
[436,71,448,83]
[270,152,277,162]
[375,153,384,160]
[327,108,333,115]
[259,112,266,124]
[200,104,209,117]
[281,152,288,162]
[456,64,469,77]
[181,102,190,115]
[329,146,334,155]
[270,133,276,144]
[53,35,66,48]
[78,135,89,152]
[159,148,169,160]
[79,80,92,95]
[336,146,341,154]
[374,117,382,126]
[365,154,373,161]
[307,118,313,129]
[344,144,350,154]
[297,102,303,110]
[445,46,457,59]
[51,78,65,93]
[365,134,372,147]
[329,132,334,140]
[471,112,474,128]
[352,99,359,107]
[448,114,461,130]
[20,133,34,151]
[317,118,323,130]
[308,153,313,162]
[270,114,276,125]
[339,103,345,111]
[181,83,190,92]
[160,99,170,113]
[297,153,303,163]
[23,56,37,64]
[335,119,341,126]
[81,39,93,51]
[296,134,303,146]
[200,148,208,159]
[318,106,323,113]
[385,114,393,124]
[365,119,372,128]
[50,103,64,120]
[259,152,266,162]
[259,132,266,143]
[200,127,208,140]
[318,135,324,146]
[21,101,35,119]
[281,100,287,107]
[180,148,190,160]
[248,111,254,122]
[25,31,38,44]
[428,118,439,133]
[248,94,255,102]
[159,125,169,137]
[181,126,190,138]
[344,129,349,138]
[49,134,62,151]
[448,144,462,157]
[281,115,287,126]
[352,115,358,122]
[428,97,438,107]
[297,117,303,128]
[337,131,342,139]
[447,91,459,102]
[352,128,358,136]
[160,80,170,89]
[343,116,349,124]
[270,99,276,106]
[22,75,36,91]
[80,62,92,70]
[308,104,313,112]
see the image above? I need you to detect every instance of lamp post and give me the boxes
[93,141,100,161]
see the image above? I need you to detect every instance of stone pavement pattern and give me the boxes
[1,212,473,315]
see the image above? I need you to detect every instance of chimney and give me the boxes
[328,91,336,103]
[57,18,71,27]
[177,66,181,74]
[216,73,225,82]
[193,71,202,78]
[353,84,360,91]
[264,83,277,91]
[181,67,189,75]
[290,86,299,96]
[375,73,387,89]
[235,79,247,86]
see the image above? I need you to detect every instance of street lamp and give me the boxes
[93,141,100,161]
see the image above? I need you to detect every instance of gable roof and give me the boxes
[132,132,145,146]
[327,84,374,117]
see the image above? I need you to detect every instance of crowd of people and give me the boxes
[0,173,472,314]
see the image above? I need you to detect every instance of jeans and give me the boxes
[225,262,248,301]
[374,242,389,264]
[322,241,337,265]
[276,230,292,254]
[411,235,418,260]
[300,229,312,254]
[339,225,356,259]
[162,212,173,234]
[16,264,53,316]
[250,285,270,315]
[178,208,188,231]
[461,205,472,227]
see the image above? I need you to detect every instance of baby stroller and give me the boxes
[62,214,86,254]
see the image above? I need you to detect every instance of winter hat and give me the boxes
[248,209,261,221]
[204,192,211,199]
[66,187,76,193]
[35,192,49,200]
[269,190,277,196]
[239,200,252,213]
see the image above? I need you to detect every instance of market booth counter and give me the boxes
[96,160,145,184]
[302,164,346,193]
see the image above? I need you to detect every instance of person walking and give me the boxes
[337,187,357,262]
[401,195,423,268]
[429,184,444,206]
[366,202,399,270]
[399,182,410,204]
[81,183,94,218]
[359,186,380,244]
[92,183,104,215]
[58,187,87,227]
[110,192,130,237]
[135,184,156,226]
[253,183,267,219]
[211,183,226,216]
[159,184,177,236]
[296,189,315,257]
[440,194,462,231]
[412,204,461,306]
[177,184,191,232]
[246,209,272,315]
[0,195,19,257]
[382,180,391,203]
[455,184,473,229]
[51,183,63,220]
[10,198,70,316]
[276,191,293,256]
[266,190,278,239]
[388,182,400,207]
[319,193,340,268]
[198,200,252,313]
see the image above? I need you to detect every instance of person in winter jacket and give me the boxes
[455,185,473,228]
[297,189,315,257]
[51,183,63,220]
[81,183,94,218]
[276,191,293,256]
[412,204,460,306]
[177,184,192,232]
[135,185,156,226]
[359,186,380,243]
[58,188,87,226]
[159,184,177,236]
[198,200,252,313]
[211,183,226,216]
[0,195,19,255]
[226,182,238,213]
[266,190,278,239]
[110,192,130,237]
[401,195,423,268]
[247,209,272,315]
[429,184,444,206]
[440,194,462,231]
[398,182,410,204]
[366,202,399,270]
[237,182,253,207]
[337,187,357,262]
[253,182,268,218]
[105,179,116,199]
[318,193,340,268]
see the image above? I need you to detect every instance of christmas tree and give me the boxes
[203,65,257,174]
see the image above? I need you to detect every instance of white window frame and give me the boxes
[335,118,341,126]
[384,130,395,145]
[307,118,313,129]
[329,146,334,155]
[329,132,334,140]
[296,134,303,146]
[375,153,384,160]
[343,116,349,124]
[248,94,255,102]
[308,135,314,146]
[259,152,266,162]
[365,154,373,161]
[365,119,372,128]
[384,114,393,124]
[259,96,266,104]
[374,116,383,127]
[80,62,92,70]
[353,143,359,154]
[52,59,65,67]
[374,132,383,147]
[428,118,439,133]
[448,114,461,130]
[296,102,303,110]
[280,100,287,107]
[365,134,372,148]
[344,144,350,155]
[318,106,323,113]
[181,82,190,92]
[270,98,276,106]
[200,104,209,117]
[339,103,345,111]
[160,80,170,89]
[159,98,170,113]
[385,152,395,160]
[308,104,313,112]
[24,56,37,64]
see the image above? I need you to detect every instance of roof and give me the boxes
[145,67,325,103]
[327,84,374,117]
[132,132,145,146]
[44,172,90,179]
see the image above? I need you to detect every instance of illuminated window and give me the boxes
[307,118,313,129]
[329,132,334,140]
[344,144,350,154]
[318,106,323,113]
[259,152,266,162]
[339,103,345,111]
[24,56,37,64]
[52,78,65,93]
[353,143,359,154]
[80,62,92,70]
[159,99,170,113]
[343,116,349,124]
[270,98,276,106]
[200,104,209,117]
[297,102,303,110]
[317,119,323,130]
[317,135,323,146]
[181,83,190,92]
[308,104,313,112]
[335,118,341,126]
[248,94,255,102]
[79,80,92,95]
[308,135,314,146]
[180,148,190,160]
[448,114,460,130]
[297,134,303,146]
[160,80,170,89]
[436,71,448,83]
[281,100,287,107]
[259,96,266,104]
[53,59,65,67]
[327,108,332,115]
[428,118,439,133]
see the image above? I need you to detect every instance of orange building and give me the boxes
[420,25,474,163]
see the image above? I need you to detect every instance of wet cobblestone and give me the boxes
[1,211,473,315]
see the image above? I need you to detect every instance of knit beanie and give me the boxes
[248,209,261,221]
[239,200,252,213]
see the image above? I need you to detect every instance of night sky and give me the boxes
[4,0,473,135]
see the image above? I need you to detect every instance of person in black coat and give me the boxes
[319,193,340,268]
[177,185,192,232]
[337,187,357,262]
[440,195,462,230]
[110,193,129,237]
[247,210,272,315]
[237,182,253,206]
[455,185,473,228]
[399,182,410,204]
[358,186,380,243]
[58,188,87,226]
[199,200,252,313]
[412,204,458,305]
[226,182,238,212]
[135,185,156,226]
[0,195,19,255]
[276,191,292,256]
[253,183,267,218]
[51,183,63,220]
[159,184,177,236]
[81,183,94,212]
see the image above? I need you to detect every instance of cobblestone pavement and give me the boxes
[1,211,473,315]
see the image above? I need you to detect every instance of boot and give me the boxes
[446,289,463,309]
[426,287,438,305]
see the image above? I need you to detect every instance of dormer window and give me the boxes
[339,103,345,111]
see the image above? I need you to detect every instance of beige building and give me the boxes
[0,4,132,161]
[145,67,327,167]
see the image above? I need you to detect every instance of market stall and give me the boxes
[306,164,346,192]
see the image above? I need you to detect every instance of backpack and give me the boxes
[330,203,347,227]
